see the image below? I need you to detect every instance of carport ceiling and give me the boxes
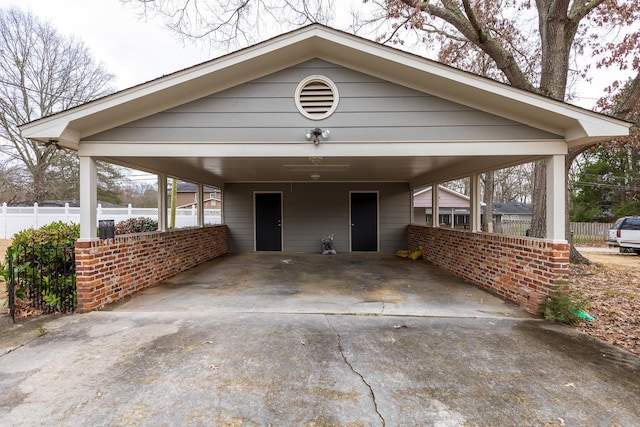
[100,154,535,185]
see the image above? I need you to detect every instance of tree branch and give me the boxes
[611,71,640,120]
[403,0,536,92]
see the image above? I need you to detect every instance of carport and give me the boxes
[20,24,629,314]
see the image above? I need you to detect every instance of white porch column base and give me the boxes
[79,156,98,241]
[470,173,481,232]
[546,154,566,242]
[431,184,440,227]
[157,174,167,232]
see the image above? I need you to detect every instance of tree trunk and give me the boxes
[565,148,593,264]
[170,178,177,228]
[530,160,546,237]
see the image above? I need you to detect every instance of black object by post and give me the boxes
[98,220,115,239]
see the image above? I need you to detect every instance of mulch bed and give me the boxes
[567,263,640,357]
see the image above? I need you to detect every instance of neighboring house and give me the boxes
[175,182,221,209]
[413,185,484,228]
[20,24,629,314]
[492,202,533,223]
[413,187,532,227]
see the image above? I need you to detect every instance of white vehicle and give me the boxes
[607,217,640,254]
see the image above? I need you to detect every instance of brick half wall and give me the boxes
[75,225,227,312]
[408,225,569,314]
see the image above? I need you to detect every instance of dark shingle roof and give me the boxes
[492,202,532,215]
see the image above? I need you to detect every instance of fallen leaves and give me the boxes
[567,262,640,357]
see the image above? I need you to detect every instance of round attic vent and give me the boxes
[295,75,339,120]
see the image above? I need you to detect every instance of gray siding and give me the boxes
[88,59,560,142]
[224,182,409,253]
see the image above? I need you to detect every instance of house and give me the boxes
[413,186,532,228]
[492,202,533,223]
[175,182,221,209]
[20,24,629,314]
[413,185,484,228]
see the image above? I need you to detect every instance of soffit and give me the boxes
[99,154,540,190]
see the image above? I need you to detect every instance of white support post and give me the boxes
[546,154,566,241]
[197,183,205,227]
[431,184,440,227]
[410,187,415,224]
[470,173,481,232]
[79,156,98,241]
[33,202,39,228]
[157,174,167,232]
[219,189,225,224]
[2,202,7,239]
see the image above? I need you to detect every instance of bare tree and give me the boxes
[121,0,335,48]
[0,8,114,203]
[493,164,534,203]
[0,157,27,203]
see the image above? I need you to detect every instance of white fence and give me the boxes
[495,220,610,244]
[0,203,222,239]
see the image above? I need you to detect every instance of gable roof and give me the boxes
[176,182,218,193]
[21,24,629,150]
[414,185,486,208]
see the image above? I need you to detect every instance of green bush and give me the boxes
[5,221,79,317]
[114,217,158,235]
[544,286,592,325]
[11,221,80,248]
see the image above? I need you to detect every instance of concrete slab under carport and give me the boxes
[110,252,527,319]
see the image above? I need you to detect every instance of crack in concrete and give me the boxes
[380,301,385,315]
[324,315,385,427]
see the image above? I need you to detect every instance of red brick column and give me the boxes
[75,225,227,312]
[408,224,569,314]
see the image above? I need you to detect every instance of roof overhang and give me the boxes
[20,24,630,151]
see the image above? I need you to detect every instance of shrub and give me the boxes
[5,221,79,318]
[544,286,592,325]
[114,217,158,235]
[11,221,79,248]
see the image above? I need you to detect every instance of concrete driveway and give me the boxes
[1,253,639,426]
